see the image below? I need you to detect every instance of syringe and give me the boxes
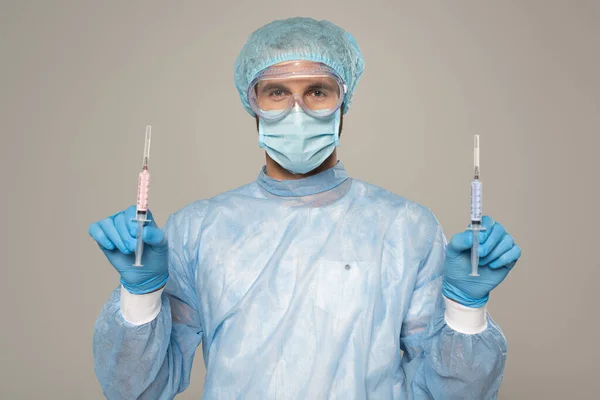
[468,134,485,276]
[132,125,152,267]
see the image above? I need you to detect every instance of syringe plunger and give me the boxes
[473,134,480,179]
[142,125,152,169]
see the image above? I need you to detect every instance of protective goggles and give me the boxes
[247,61,347,121]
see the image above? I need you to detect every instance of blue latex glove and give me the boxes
[88,205,168,294]
[442,216,521,308]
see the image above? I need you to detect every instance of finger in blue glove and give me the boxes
[89,206,169,294]
[442,216,521,308]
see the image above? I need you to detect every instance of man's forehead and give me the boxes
[265,60,334,75]
[256,76,337,89]
[253,60,341,93]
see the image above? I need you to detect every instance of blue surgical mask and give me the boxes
[258,108,341,174]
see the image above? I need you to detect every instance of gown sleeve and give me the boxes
[93,204,206,399]
[398,207,508,399]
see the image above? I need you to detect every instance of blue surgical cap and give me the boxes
[234,17,365,116]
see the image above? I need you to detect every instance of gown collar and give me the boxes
[257,161,349,197]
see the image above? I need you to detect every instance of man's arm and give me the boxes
[399,211,507,399]
[93,205,206,399]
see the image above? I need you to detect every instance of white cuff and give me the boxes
[120,285,164,325]
[443,295,488,334]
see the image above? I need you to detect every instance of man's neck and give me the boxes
[264,150,338,180]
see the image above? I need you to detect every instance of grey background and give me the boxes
[1,0,598,398]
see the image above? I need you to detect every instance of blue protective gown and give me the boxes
[94,162,507,399]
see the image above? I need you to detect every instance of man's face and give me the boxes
[250,61,343,114]
[252,61,345,134]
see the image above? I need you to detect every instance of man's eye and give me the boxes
[269,89,285,97]
[310,90,326,98]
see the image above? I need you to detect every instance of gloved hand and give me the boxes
[88,205,168,295]
[442,216,521,308]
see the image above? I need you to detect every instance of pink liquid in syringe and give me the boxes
[136,126,152,213]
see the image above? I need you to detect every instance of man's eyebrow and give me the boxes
[258,82,291,94]
[307,82,336,92]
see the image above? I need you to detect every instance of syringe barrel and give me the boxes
[136,170,150,212]
[470,180,482,222]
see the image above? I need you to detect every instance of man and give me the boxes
[90,17,520,399]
